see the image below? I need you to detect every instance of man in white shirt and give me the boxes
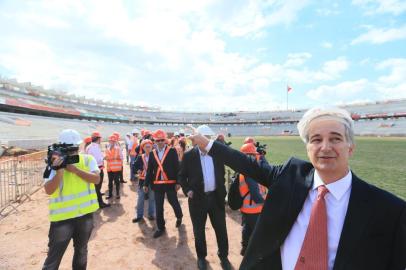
[179,125,231,270]
[189,107,405,270]
[86,131,110,208]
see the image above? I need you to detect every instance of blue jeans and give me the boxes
[130,156,136,181]
[42,213,94,270]
[136,185,155,219]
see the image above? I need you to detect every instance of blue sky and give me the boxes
[0,0,405,112]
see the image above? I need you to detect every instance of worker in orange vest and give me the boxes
[143,129,183,238]
[105,135,123,200]
[113,132,126,184]
[129,128,140,181]
[239,143,267,256]
[132,139,155,223]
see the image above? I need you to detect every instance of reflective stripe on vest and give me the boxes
[152,147,176,184]
[129,138,138,156]
[139,154,148,180]
[239,174,267,214]
[49,154,99,222]
[106,147,122,172]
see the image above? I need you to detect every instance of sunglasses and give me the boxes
[155,139,165,142]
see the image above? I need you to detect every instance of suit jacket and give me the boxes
[179,146,227,206]
[209,141,406,270]
[144,146,179,191]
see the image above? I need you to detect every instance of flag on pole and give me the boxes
[287,85,293,92]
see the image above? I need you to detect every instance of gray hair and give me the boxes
[297,106,355,145]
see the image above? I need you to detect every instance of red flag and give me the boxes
[287,85,292,92]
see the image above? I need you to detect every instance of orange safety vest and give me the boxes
[239,174,267,214]
[105,146,122,172]
[129,137,139,157]
[139,153,148,180]
[152,147,176,185]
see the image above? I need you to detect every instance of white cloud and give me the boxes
[351,25,406,45]
[321,41,333,49]
[375,58,406,99]
[284,53,312,67]
[306,79,369,102]
[352,0,406,15]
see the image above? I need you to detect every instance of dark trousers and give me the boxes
[189,193,229,259]
[118,167,124,182]
[42,213,94,270]
[241,213,260,255]
[154,188,183,230]
[107,171,120,196]
[95,169,104,206]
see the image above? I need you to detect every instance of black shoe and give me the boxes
[197,258,207,270]
[153,229,165,238]
[116,195,120,199]
[175,218,182,228]
[148,216,155,221]
[99,203,111,209]
[132,217,144,223]
[220,257,232,270]
[120,180,127,183]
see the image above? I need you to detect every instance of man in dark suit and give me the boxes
[189,107,405,270]
[179,125,232,270]
[144,129,183,238]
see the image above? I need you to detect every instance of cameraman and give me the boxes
[42,129,100,270]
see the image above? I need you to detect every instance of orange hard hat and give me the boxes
[153,129,167,140]
[84,136,92,144]
[240,143,257,155]
[144,130,151,136]
[244,137,255,144]
[91,131,101,138]
[108,135,118,142]
[141,139,153,149]
[113,132,120,140]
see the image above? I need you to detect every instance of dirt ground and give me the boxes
[0,162,244,270]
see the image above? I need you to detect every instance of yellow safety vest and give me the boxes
[48,154,99,222]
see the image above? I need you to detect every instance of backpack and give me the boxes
[228,173,249,210]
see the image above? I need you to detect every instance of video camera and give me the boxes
[45,143,80,170]
[255,142,267,156]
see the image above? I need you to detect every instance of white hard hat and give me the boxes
[196,125,215,136]
[132,128,140,134]
[58,129,82,145]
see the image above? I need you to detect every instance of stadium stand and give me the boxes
[0,78,405,147]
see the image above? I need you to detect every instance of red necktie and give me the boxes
[294,185,329,270]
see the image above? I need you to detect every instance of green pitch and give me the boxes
[226,136,406,200]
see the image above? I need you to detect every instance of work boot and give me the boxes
[153,229,165,238]
[197,258,207,270]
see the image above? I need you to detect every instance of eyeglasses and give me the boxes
[155,139,165,142]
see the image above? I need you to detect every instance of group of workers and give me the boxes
[41,107,405,270]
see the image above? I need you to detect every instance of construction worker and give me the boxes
[112,132,126,184]
[143,129,183,238]
[86,131,110,208]
[82,136,92,153]
[105,135,123,200]
[129,128,140,181]
[238,143,267,256]
[42,129,100,270]
[132,139,155,223]
[125,133,131,164]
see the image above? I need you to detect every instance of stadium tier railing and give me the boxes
[0,150,46,218]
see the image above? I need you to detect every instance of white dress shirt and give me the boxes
[204,139,352,269]
[198,149,216,192]
[281,170,352,270]
[86,142,104,167]
[156,146,166,180]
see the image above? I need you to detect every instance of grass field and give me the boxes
[226,136,406,200]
